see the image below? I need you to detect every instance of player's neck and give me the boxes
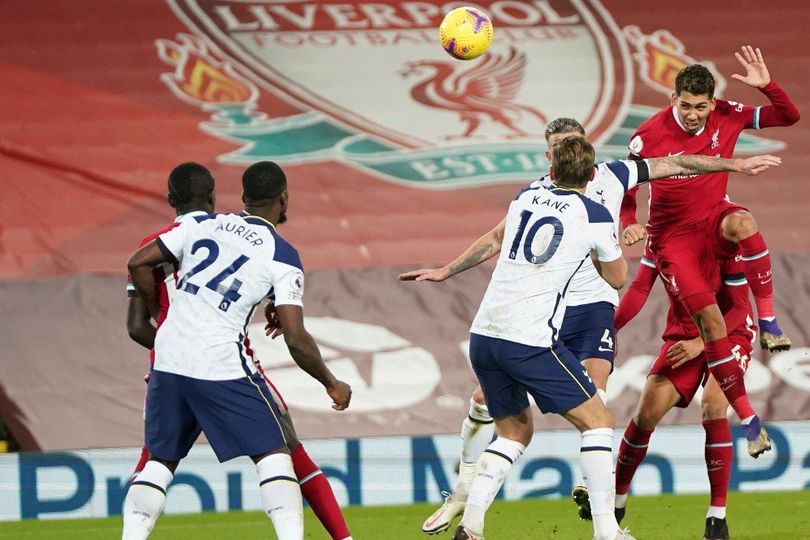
[551,182,586,194]
[243,206,279,226]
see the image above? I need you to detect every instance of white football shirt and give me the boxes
[537,159,649,307]
[153,212,304,380]
[470,185,622,348]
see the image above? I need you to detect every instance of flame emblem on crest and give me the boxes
[156,34,257,108]
[623,26,726,98]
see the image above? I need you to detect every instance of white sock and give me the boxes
[461,437,525,535]
[122,461,173,540]
[707,505,726,519]
[741,415,754,425]
[596,389,608,406]
[256,453,304,540]
[581,428,620,540]
[456,400,495,498]
[615,492,628,509]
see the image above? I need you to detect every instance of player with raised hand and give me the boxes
[123,161,351,540]
[401,117,780,536]
[609,242,758,540]
[621,46,799,353]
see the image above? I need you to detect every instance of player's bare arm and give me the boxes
[398,216,506,282]
[275,304,352,411]
[127,295,156,349]
[647,154,781,179]
[127,240,166,320]
[593,254,627,290]
[731,45,770,88]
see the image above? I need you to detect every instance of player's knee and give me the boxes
[700,391,729,421]
[701,401,727,421]
[634,408,662,431]
[723,210,758,242]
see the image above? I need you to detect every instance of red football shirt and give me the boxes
[125,212,209,366]
[628,100,755,234]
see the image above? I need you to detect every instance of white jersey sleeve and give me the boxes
[266,238,305,308]
[599,159,650,192]
[156,218,194,263]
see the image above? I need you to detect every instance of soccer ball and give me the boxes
[439,7,494,61]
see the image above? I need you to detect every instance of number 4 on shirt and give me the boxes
[177,238,251,312]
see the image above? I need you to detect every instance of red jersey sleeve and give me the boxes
[615,245,659,332]
[714,99,754,137]
[747,81,801,129]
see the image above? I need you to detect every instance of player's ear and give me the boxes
[280,190,289,210]
[670,92,678,106]
[710,97,717,111]
[590,168,596,182]
[167,192,177,209]
[208,190,216,212]
[545,149,552,161]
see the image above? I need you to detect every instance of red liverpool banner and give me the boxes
[0,0,808,451]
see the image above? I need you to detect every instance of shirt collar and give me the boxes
[240,211,276,229]
[174,210,208,223]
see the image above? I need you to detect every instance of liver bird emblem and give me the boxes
[400,47,547,139]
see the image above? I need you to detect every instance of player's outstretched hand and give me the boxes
[264,301,283,339]
[731,46,770,88]
[736,154,782,176]
[666,338,704,368]
[398,267,450,282]
[622,224,647,246]
[328,380,352,411]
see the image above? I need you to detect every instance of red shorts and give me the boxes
[648,333,754,408]
[648,200,748,313]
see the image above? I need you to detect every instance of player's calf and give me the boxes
[255,452,304,540]
[122,460,174,540]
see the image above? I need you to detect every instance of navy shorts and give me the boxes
[559,302,616,363]
[145,370,288,463]
[469,333,596,417]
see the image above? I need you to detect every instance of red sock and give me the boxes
[616,420,654,496]
[291,444,351,540]
[703,419,732,508]
[704,338,754,421]
[131,446,149,481]
[739,233,774,319]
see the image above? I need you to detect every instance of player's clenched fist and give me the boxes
[328,380,352,411]
[264,301,283,339]
[622,223,647,246]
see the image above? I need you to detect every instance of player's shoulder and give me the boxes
[576,194,613,224]
[139,221,181,247]
[268,228,302,270]
[629,106,671,155]
[514,176,549,199]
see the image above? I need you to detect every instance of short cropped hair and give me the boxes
[544,117,586,141]
[552,136,595,188]
[242,161,287,205]
[168,162,214,207]
[675,64,715,99]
